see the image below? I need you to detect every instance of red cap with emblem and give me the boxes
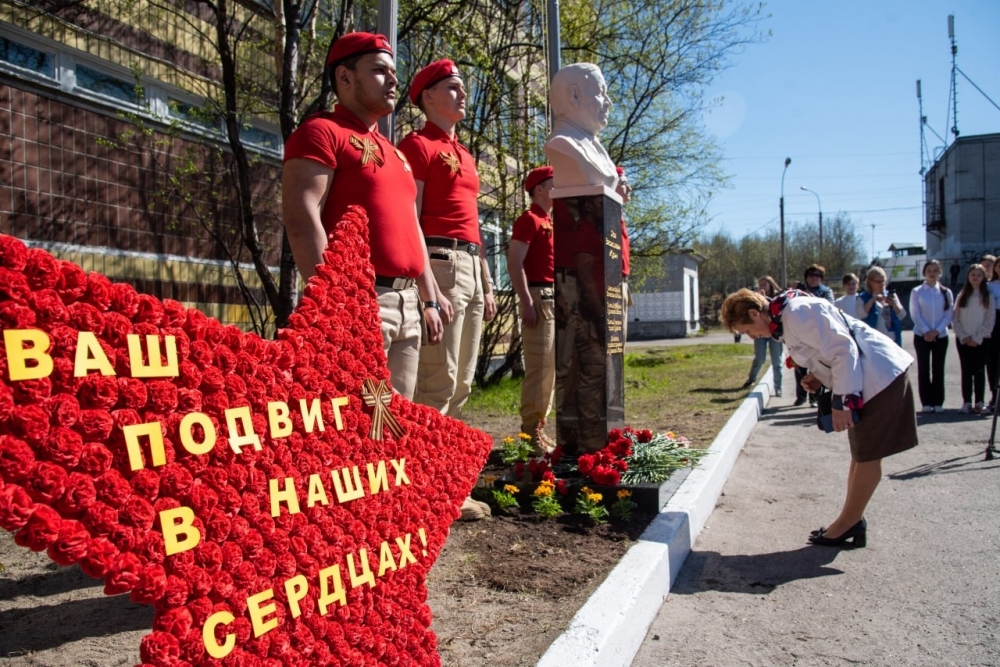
[326,32,393,67]
[409,59,462,105]
[524,166,554,193]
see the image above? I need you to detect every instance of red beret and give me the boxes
[524,166,554,193]
[616,165,625,176]
[409,59,461,105]
[326,32,393,67]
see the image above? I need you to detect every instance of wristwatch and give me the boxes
[423,301,441,311]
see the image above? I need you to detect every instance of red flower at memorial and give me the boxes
[0,208,492,666]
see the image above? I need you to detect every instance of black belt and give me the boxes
[374,275,415,290]
[425,236,480,256]
[528,281,554,288]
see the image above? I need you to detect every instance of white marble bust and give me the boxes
[544,64,619,190]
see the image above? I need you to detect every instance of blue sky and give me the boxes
[701,0,1000,260]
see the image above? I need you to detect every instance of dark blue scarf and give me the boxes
[858,291,902,345]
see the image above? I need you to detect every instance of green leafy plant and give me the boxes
[492,484,521,514]
[500,432,533,465]
[575,487,609,524]
[610,490,638,521]
[531,479,563,519]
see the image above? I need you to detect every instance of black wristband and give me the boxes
[423,301,441,311]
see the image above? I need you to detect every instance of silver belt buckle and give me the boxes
[393,277,412,290]
[467,243,479,255]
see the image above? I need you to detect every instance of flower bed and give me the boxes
[489,427,707,515]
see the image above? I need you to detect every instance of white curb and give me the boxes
[536,374,775,667]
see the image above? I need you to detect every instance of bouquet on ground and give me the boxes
[578,427,708,486]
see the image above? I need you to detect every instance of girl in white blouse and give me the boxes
[909,260,954,412]
[952,264,996,413]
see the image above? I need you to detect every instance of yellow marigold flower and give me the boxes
[503,436,515,444]
[581,486,593,495]
[617,490,632,500]
[503,484,519,494]
[518,432,531,440]
[587,492,603,503]
[534,483,553,497]
[484,475,497,485]
[666,431,675,439]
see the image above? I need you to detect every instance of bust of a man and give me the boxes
[544,63,619,190]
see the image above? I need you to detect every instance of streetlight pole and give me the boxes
[801,186,823,259]
[780,157,792,287]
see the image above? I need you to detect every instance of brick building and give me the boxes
[0,1,284,329]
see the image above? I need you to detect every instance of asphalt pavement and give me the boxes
[631,333,1000,667]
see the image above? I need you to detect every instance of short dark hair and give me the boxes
[331,55,363,99]
[804,263,825,279]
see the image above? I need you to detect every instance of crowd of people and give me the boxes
[740,257,1000,416]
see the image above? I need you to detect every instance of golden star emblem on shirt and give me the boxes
[439,151,462,175]
[395,149,411,172]
[349,135,384,167]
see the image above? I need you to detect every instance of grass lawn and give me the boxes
[464,343,757,449]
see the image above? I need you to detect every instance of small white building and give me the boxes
[628,250,704,339]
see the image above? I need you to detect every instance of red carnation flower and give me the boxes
[57,260,88,302]
[84,271,113,311]
[0,434,37,481]
[56,472,97,517]
[0,483,35,531]
[48,518,90,565]
[79,536,119,578]
[46,393,81,428]
[14,503,61,551]
[0,234,28,270]
[24,461,68,505]
[77,375,119,410]
[24,248,60,289]
[139,630,181,665]
[9,405,50,444]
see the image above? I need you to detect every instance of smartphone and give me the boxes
[820,410,862,433]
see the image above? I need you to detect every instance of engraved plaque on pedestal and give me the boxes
[552,185,625,454]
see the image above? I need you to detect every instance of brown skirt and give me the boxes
[848,371,918,462]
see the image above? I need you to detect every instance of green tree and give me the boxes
[560,0,768,259]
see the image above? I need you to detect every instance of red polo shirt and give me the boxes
[283,104,424,278]
[511,203,554,283]
[397,121,483,245]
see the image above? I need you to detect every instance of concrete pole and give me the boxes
[377,0,398,139]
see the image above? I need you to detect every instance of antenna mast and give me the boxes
[917,80,928,231]
[948,14,959,140]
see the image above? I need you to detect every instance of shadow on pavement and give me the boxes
[0,594,152,655]
[670,546,844,595]
[916,412,993,425]
[0,564,101,602]
[887,453,1000,480]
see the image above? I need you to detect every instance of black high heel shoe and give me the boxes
[810,516,865,538]
[808,518,867,548]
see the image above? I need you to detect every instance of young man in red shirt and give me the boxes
[508,166,555,448]
[399,59,497,418]
[282,33,446,400]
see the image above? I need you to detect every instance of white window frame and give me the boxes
[0,21,282,157]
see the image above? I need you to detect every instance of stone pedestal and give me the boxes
[552,185,625,454]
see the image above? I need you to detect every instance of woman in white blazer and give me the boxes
[721,288,917,548]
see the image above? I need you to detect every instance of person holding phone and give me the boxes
[721,287,917,548]
[856,266,906,346]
